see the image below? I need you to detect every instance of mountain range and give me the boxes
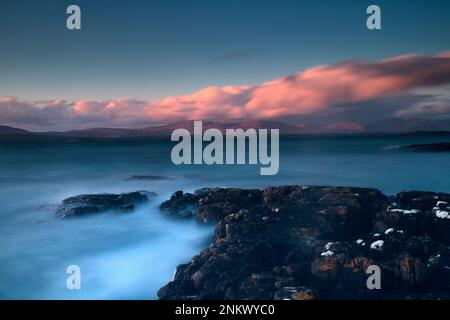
[1,118,450,138]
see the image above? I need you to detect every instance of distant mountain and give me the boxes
[45,120,305,137]
[188,120,305,135]
[321,121,366,133]
[1,118,450,139]
[0,125,30,135]
[366,118,450,133]
[49,127,145,138]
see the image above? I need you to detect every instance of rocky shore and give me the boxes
[158,186,450,300]
[400,142,450,152]
[55,191,155,218]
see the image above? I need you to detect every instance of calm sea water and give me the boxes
[1,135,450,299]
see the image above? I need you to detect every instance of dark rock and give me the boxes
[56,191,154,218]
[160,188,262,222]
[274,286,316,300]
[125,175,169,181]
[400,142,450,152]
[160,190,199,218]
[158,186,450,300]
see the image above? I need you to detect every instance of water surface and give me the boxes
[1,135,450,299]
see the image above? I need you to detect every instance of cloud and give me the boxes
[146,51,450,120]
[396,104,450,117]
[0,97,71,126]
[2,51,450,130]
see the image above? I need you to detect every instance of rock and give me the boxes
[398,254,427,289]
[158,186,450,300]
[125,175,169,181]
[160,190,199,218]
[274,286,316,300]
[311,255,345,284]
[380,191,450,242]
[160,188,262,222]
[193,187,222,197]
[55,191,154,218]
[400,142,450,152]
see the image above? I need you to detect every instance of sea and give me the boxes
[1,134,449,299]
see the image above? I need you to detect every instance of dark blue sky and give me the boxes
[1,0,450,100]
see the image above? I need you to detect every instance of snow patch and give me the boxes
[435,210,449,219]
[370,240,384,251]
[385,228,394,235]
[432,204,450,219]
[321,250,334,257]
[389,209,419,214]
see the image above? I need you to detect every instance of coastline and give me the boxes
[157,185,450,300]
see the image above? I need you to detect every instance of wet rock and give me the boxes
[400,142,450,152]
[160,190,199,218]
[160,188,262,222]
[311,254,345,288]
[398,254,427,289]
[56,191,154,218]
[274,286,316,300]
[125,175,169,181]
[158,186,450,300]
[196,188,262,223]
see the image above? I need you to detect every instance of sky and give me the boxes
[1,0,450,130]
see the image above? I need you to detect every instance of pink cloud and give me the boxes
[144,51,450,120]
[1,51,450,129]
[72,100,105,115]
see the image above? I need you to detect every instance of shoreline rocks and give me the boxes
[55,191,155,218]
[400,142,450,152]
[158,186,450,300]
[125,175,170,181]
